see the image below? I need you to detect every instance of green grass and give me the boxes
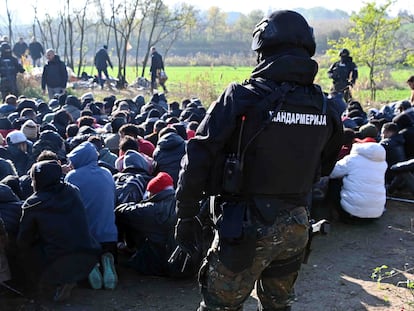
[76,65,413,108]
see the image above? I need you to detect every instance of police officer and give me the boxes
[0,43,25,101]
[174,10,343,311]
[328,48,358,102]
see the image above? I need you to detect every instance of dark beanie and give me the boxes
[393,113,413,130]
[31,160,62,192]
[65,95,81,109]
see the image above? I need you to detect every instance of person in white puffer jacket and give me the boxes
[330,142,387,220]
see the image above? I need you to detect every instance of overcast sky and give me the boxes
[1,0,413,25]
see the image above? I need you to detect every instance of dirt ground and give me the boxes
[1,199,413,311]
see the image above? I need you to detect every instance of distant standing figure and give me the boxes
[12,37,28,64]
[407,75,414,104]
[150,47,167,93]
[41,49,68,99]
[94,45,113,89]
[0,43,25,100]
[28,37,44,67]
[328,48,358,102]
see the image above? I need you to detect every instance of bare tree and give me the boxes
[5,0,13,42]
[140,1,197,76]
[134,0,152,77]
[74,0,92,76]
[95,0,141,88]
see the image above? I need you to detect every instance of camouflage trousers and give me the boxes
[198,206,309,311]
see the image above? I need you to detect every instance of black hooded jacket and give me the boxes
[176,52,343,218]
[41,54,68,89]
[18,182,100,265]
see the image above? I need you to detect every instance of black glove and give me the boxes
[175,216,202,254]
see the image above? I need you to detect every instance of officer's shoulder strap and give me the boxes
[243,78,296,112]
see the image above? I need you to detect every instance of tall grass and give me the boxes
[43,65,413,108]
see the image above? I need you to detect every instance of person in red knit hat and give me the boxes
[115,172,177,276]
[146,171,174,197]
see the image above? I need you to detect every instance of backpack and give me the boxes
[115,173,148,205]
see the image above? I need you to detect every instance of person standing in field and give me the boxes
[0,43,25,100]
[12,37,28,65]
[41,49,68,99]
[94,45,113,89]
[150,47,167,94]
[328,48,358,103]
[28,37,44,68]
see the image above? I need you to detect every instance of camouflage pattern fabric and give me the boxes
[198,206,309,311]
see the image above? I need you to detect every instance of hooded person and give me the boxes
[174,10,343,311]
[4,130,33,176]
[64,142,118,290]
[60,95,82,121]
[17,160,101,301]
[31,129,66,164]
[393,112,414,159]
[21,119,39,143]
[152,127,186,187]
[329,142,387,221]
[113,149,153,205]
[114,172,177,276]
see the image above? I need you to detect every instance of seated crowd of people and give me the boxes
[0,88,413,302]
[0,91,205,301]
[314,98,414,223]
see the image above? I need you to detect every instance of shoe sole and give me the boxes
[102,252,118,290]
[88,263,103,290]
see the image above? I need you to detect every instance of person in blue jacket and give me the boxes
[65,141,118,290]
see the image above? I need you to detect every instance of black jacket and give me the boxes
[0,55,24,84]
[328,56,358,92]
[41,55,68,89]
[153,132,186,187]
[94,48,112,70]
[150,51,164,73]
[28,41,44,60]
[0,184,22,236]
[176,53,343,218]
[17,182,100,266]
[380,133,407,183]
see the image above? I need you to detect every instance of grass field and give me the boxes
[82,64,413,108]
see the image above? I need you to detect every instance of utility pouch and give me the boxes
[222,155,243,194]
[217,202,257,273]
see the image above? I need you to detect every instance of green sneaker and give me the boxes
[101,252,118,290]
[88,263,103,289]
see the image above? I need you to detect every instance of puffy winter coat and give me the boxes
[330,142,387,218]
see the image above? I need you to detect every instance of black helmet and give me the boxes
[339,48,350,57]
[251,10,316,56]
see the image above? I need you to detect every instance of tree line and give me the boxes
[1,0,414,99]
